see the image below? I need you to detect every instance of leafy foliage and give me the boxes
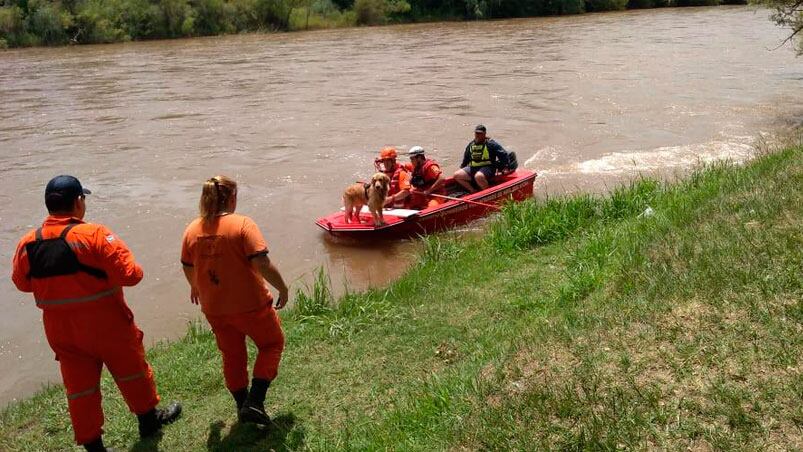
[626,0,669,9]
[0,0,762,48]
[761,0,803,54]
[585,0,628,11]
[0,0,296,46]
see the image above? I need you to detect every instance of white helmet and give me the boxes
[408,145,425,156]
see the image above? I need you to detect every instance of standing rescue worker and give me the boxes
[375,146,412,208]
[404,146,447,210]
[454,124,510,193]
[11,175,182,452]
[181,176,289,426]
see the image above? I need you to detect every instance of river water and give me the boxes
[0,6,801,405]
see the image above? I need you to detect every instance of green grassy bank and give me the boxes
[2,145,802,450]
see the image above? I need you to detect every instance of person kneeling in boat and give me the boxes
[375,146,413,208]
[454,124,510,193]
[404,146,447,210]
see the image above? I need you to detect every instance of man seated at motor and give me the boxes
[376,146,413,209]
[404,146,447,210]
[454,124,510,193]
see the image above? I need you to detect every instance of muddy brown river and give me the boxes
[1,6,801,405]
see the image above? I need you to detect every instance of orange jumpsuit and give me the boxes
[181,214,285,392]
[11,216,159,445]
[404,160,447,210]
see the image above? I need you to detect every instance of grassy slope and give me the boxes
[1,147,801,451]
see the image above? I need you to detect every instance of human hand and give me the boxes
[190,286,199,305]
[275,289,289,310]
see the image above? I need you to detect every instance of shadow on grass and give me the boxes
[206,413,304,451]
[129,430,163,452]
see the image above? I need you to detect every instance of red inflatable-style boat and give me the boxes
[315,170,536,240]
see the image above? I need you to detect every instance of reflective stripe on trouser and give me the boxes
[68,385,99,400]
[43,305,160,445]
[61,358,104,446]
[206,305,285,391]
[65,383,102,442]
[35,287,120,307]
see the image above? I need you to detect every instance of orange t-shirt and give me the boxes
[181,213,273,316]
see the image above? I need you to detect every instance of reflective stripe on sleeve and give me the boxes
[67,386,99,400]
[35,287,120,306]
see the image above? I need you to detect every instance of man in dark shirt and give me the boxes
[454,124,510,193]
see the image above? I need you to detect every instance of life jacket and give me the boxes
[410,159,446,195]
[384,164,406,196]
[469,142,493,167]
[26,223,108,280]
[24,223,119,309]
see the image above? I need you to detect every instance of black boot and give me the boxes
[83,436,115,452]
[138,401,183,438]
[231,387,248,410]
[238,378,271,425]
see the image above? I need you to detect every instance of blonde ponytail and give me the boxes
[199,175,237,222]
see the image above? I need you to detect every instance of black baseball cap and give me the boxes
[45,175,91,203]
[474,124,487,133]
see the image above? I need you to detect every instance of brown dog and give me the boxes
[342,172,391,226]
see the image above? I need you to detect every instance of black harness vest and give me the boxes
[25,223,108,280]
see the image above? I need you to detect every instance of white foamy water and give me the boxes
[530,136,758,177]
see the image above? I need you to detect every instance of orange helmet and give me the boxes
[379,146,397,160]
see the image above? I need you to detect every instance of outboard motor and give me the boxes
[507,151,519,172]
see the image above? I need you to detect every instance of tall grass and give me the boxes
[292,266,335,318]
[488,178,660,252]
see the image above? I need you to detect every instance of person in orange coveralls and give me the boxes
[404,146,447,210]
[11,175,181,452]
[181,175,289,426]
[374,146,412,208]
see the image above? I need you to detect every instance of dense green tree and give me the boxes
[626,0,669,8]
[0,0,785,48]
[331,0,353,10]
[193,0,235,35]
[585,0,627,12]
[0,4,27,46]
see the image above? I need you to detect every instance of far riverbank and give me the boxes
[1,1,748,49]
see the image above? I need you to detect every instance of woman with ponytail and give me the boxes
[180,175,289,425]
